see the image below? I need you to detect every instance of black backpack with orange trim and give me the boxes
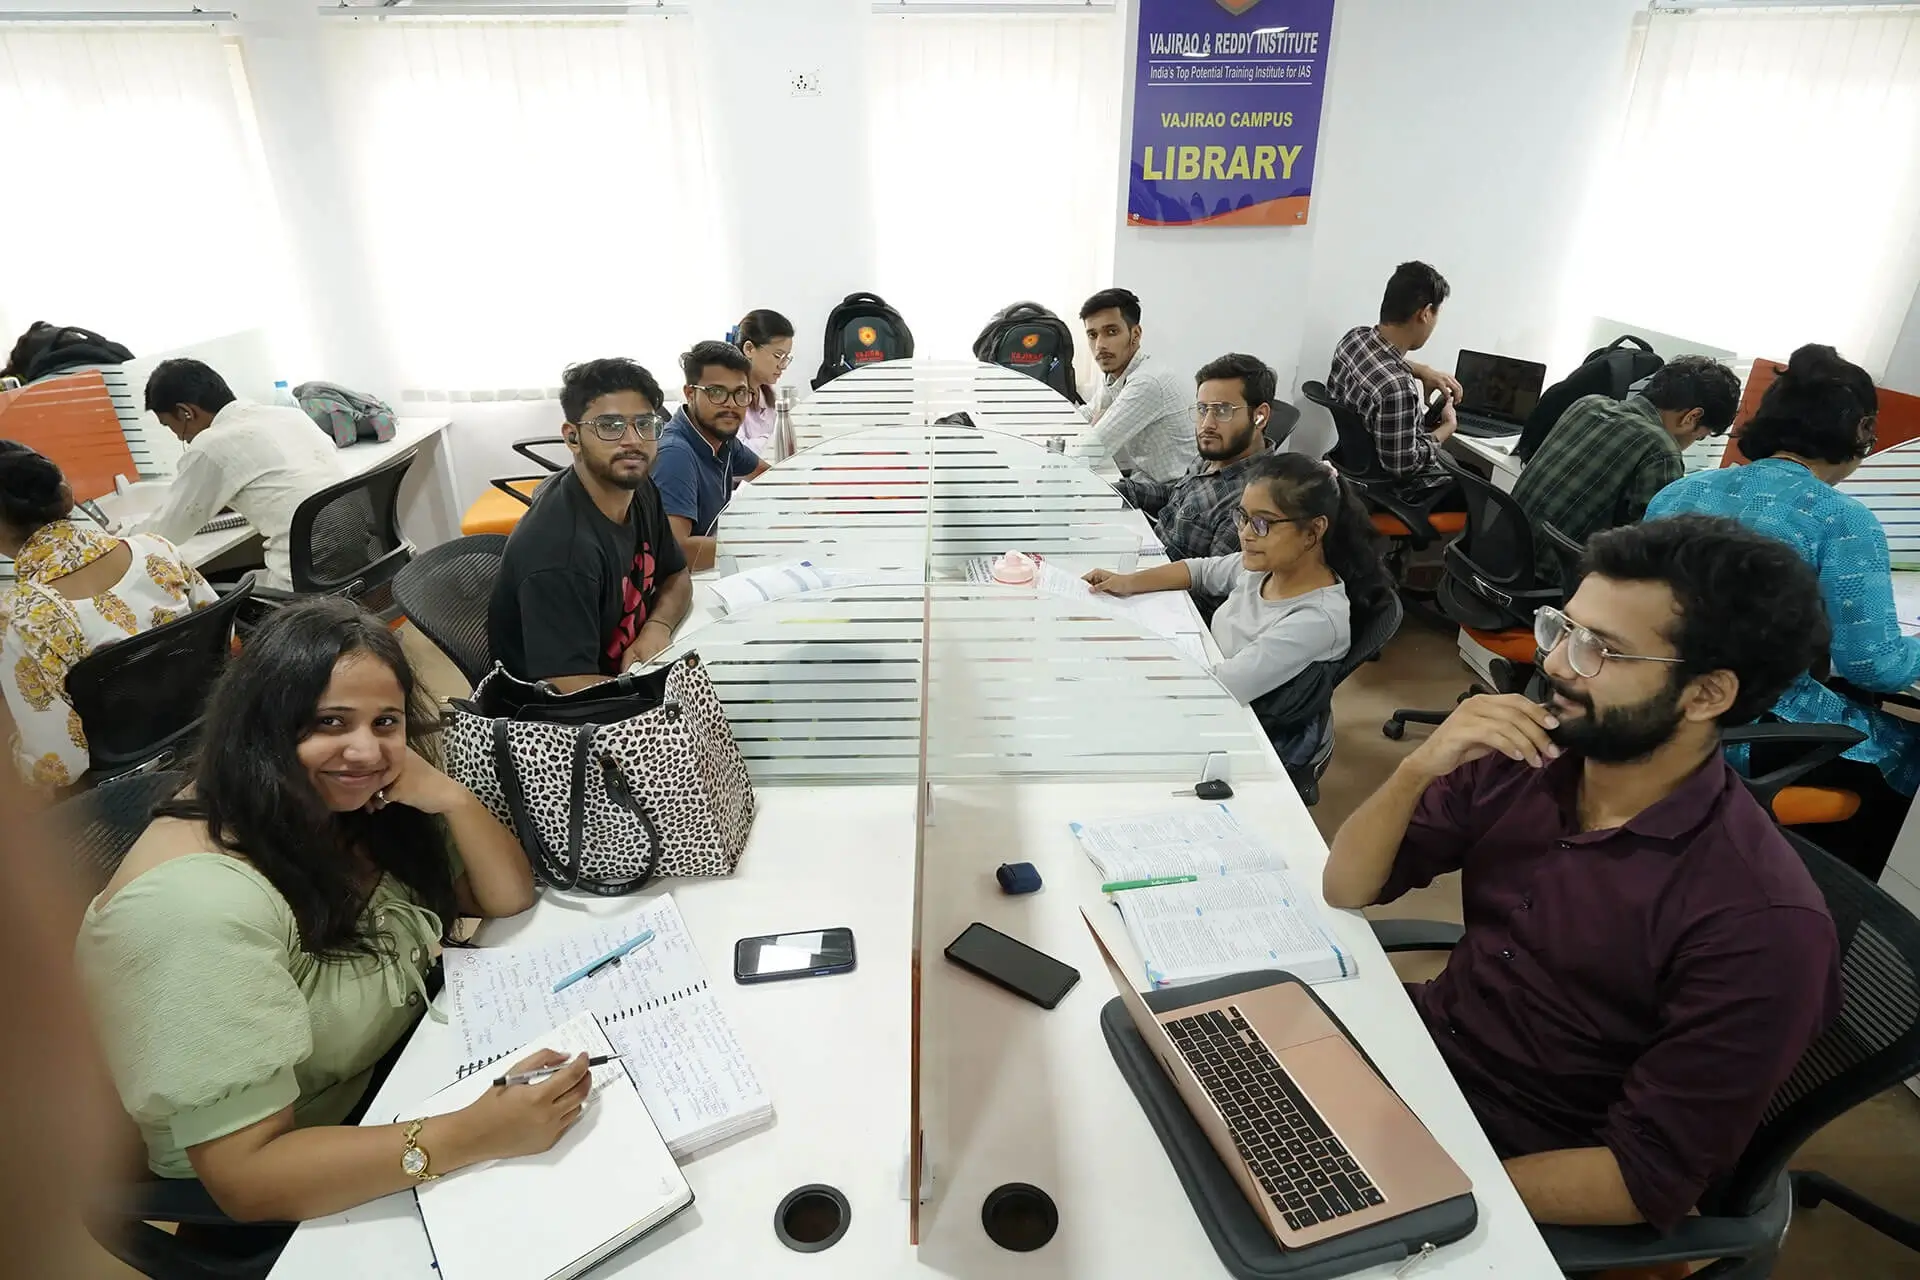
[972,301,1084,405]
[811,292,914,390]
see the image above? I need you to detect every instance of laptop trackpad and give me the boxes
[1280,1036,1473,1207]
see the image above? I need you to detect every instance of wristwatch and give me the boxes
[400,1118,440,1182]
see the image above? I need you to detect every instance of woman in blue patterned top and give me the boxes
[1646,344,1915,873]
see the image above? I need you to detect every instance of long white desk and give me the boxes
[793,359,1085,451]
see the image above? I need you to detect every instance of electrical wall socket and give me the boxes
[789,70,822,97]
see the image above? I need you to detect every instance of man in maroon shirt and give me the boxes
[1325,515,1842,1233]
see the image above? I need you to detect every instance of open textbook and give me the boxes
[444,894,771,1158]
[1071,806,1355,988]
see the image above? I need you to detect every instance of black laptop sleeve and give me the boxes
[1100,971,1479,1279]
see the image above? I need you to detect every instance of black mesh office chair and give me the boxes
[1250,591,1404,806]
[1262,402,1301,452]
[1371,829,1920,1277]
[1384,467,1564,739]
[63,576,254,784]
[391,534,507,689]
[288,450,417,617]
[1301,380,1466,561]
[52,773,291,1280]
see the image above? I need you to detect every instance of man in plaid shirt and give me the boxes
[1512,356,1741,589]
[1116,352,1277,618]
[1070,288,1198,483]
[1327,262,1462,501]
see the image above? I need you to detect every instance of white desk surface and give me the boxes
[154,417,451,569]
[793,360,1084,450]
[267,782,1555,1280]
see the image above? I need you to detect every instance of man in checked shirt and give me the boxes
[1326,261,1464,505]
[1069,288,1199,483]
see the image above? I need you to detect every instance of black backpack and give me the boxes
[971,301,1085,405]
[811,292,914,390]
[1515,335,1664,461]
[4,321,133,384]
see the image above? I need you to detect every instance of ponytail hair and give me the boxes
[0,440,71,534]
[1240,453,1390,614]
[1740,343,1878,465]
[733,309,794,351]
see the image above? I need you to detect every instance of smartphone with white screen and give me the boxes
[732,927,857,984]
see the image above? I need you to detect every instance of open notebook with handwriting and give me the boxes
[444,894,771,1158]
[402,1010,692,1280]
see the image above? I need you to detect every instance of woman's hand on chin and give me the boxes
[366,748,468,816]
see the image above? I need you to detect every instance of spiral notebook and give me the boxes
[404,1011,692,1280]
[445,894,772,1158]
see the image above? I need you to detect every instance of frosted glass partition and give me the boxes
[921,584,1276,783]
[718,423,1132,570]
[1839,437,1920,556]
[791,358,1083,449]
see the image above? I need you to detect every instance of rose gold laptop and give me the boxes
[1084,911,1471,1248]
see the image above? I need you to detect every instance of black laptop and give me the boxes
[1450,350,1547,438]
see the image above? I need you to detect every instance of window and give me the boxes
[0,27,291,360]
[316,17,726,391]
[1571,7,1920,374]
[868,14,1123,360]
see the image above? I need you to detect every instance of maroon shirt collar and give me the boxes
[1542,748,1734,849]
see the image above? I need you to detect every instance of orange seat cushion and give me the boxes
[1772,787,1861,826]
[460,480,540,536]
[1462,627,1539,664]
[1369,510,1467,539]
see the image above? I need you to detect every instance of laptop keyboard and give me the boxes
[1166,1005,1385,1231]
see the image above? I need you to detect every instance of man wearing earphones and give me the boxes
[487,357,691,691]
[1115,352,1279,620]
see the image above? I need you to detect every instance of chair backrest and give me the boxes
[1248,588,1404,733]
[390,534,507,688]
[1301,380,1386,480]
[64,577,254,778]
[50,770,185,894]
[1707,829,1920,1217]
[290,449,417,613]
[1262,401,1301,452]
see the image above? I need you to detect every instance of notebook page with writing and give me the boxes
[1112,870,1353,988]
[404,1012,692,1280]
[445,894,772,1158]
[1070,806,1282,883]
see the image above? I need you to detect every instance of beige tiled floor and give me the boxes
[89,620,1920,1277]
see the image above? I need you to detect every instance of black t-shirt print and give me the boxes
[487,468,688,681]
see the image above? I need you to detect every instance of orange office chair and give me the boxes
[1383,466,1565,739]
[1722,720,1866,829]
[459,437,568,536]
[1302,380,1465,588]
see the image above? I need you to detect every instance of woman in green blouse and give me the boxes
[78,598,580,1223]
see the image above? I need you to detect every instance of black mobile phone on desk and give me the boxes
[733,926,857,983]
[944,922,1080,1009]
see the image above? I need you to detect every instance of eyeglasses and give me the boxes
[696,384,756,408]
[577,413,665,442]
[1534,605,1686,680]
[743,341,794,369]
[1192,402,1247,423]
[1230,509,1304,539]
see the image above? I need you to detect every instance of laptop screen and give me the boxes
[1454,350,1547,423]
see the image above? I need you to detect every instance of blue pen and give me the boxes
[551,930,656,993]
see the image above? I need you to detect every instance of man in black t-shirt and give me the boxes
[488,358,692,689]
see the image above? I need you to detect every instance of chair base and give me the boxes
[1793,1170,1920,1250]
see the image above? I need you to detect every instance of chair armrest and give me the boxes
[1367,918,1465,953]
[1720,721,1866,809]
[490,475,543,507]
[1827,675,1920,714]
[510,436,568,472]
[1538,1169,1790,1272]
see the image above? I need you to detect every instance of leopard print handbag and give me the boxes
[442,653,756,895]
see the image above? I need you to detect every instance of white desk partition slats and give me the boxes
[1840,437,1920,557]
[791,358,1084,449]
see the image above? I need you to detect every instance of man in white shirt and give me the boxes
[133,359,346,591]
[1069,288,1198,483]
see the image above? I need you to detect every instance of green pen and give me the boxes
[1102,874,1199,893]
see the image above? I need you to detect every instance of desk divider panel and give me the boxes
[791,358,1084,450]
[1840,437,1920,557]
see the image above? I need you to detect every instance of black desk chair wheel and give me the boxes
[1371,829,1920,1277]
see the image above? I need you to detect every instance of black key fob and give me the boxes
[1194,779,1234,800]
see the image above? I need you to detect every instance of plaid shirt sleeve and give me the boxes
[1624,447,1685,522]
[1373,372,1436,477]
[1075,368,1193,482]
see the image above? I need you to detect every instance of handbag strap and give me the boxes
[592,752,664,894]
[490,718,591,891]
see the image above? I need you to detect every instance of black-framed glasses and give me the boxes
[577,412,665,442]
[1230,509,1305,539]
[1192,402,1247,423]
[1534,605,1686,680]
[696,384,755,408]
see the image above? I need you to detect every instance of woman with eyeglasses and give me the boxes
[1084,453,1391,766]
[730,310,795,456]
[1645,342,1916,875]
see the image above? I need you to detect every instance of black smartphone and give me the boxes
[733,927,856,984]
[944,922,1080,1010]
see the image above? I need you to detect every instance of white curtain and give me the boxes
[0,27,290,362]
[868,15,1123,364]
[317,19,727,392]
[1572,8,1920,374]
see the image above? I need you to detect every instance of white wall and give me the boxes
[1887,285,1920,396]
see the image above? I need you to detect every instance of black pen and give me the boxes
[493,1055,623,1087]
